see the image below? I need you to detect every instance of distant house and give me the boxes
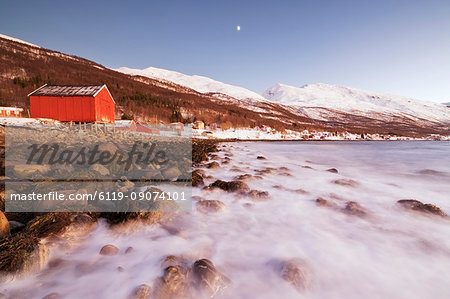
[193,120,205,130]
[171,122,184,131]
[0,107,23,117]
[29,84,115,123]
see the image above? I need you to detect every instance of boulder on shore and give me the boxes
[192,259,231,297]
[343,201,366,217]
[192,170,204,187]
[153,265,188,299]
[196,200,226,213]
[99,244,119,256]
[276,258,311,291]
[208,180,249,192]
[0,211,10,238]
[130,284,152,299]
[397,199,446,217]
[333,179,358,187]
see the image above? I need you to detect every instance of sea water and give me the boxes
[2,141,449,299]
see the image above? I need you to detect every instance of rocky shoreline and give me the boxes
[0,137,218,276]
[1,135,449,298]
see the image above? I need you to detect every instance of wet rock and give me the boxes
[196,200,226,213]
[0,213,71,273]
[42,292,59,299]
[125,246,134,254]
[99,244,119,256]
[247,190,270,201]
[316,197,331,207]
[8,220,25,234]
[13,164,51,178]
[272,185,285,190]
[235,174,262,181]
[130,284,152,299]
[277,258,311,291]
[72,213,94,227]
[234,174,253,181]
[192,259,231,297]
[0,211,10,237]
[333,179,358,187]
[192,170,204,187]
[327,168,339,174]
[279,172,292,176]
[192,140,218,164]
[91,164,110,176]
[257,156,267,160]
[160,255,190,270]
[255,167,276,175]
[209,180,249,192]
[206,162,220,169]
[154,265,188,299]
[117,266,125,272]
[295,189,309,194]
[302,165,313,169]
[162,167,182,181]
[397,199,446,217]
[344,201,366,217]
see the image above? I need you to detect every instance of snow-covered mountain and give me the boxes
[0,33,40,48]
[2,31,449,136]
[262,83,450,124]
[116,66,266,103]
[443,102,450,107]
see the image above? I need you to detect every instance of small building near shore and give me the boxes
[193,120,205,130]
[0,107,23,117]
[29,84,115,123]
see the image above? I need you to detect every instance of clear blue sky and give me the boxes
[1,0,449,102]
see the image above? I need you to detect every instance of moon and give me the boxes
[237,25,241,31]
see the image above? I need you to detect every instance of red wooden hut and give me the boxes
[29,84,115,123]
[0,107,23,117]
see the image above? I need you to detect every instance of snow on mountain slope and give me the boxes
[442,102,450,107]
[0,33,40,48]
[116,66,267,102]
[262,83,450,123]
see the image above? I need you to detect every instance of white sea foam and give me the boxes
[2,141,450,299]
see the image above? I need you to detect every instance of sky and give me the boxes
[1,0,449,102]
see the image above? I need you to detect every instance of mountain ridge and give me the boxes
[116,66,267,103]
[262,82,450,124]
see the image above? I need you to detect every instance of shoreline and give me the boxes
[194,138,450,143]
